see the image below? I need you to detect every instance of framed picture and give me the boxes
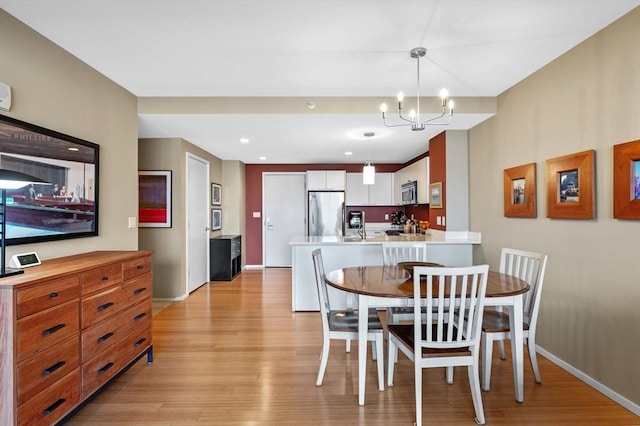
[212,183,222,206]
[211,208,222,231]
[613,139,640,219]
[139,171,172,227]
[503,163,536,218]
[430,182,443,208]
[546,150,595,219]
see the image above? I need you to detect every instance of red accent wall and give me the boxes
[429,132,447,231]
[245,163,404,265]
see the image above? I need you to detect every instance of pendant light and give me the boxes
[363,132,375,185]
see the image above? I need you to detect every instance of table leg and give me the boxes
[509,295,524,403]
[358,295,369,406]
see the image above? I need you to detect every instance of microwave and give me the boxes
[401,181,418,205]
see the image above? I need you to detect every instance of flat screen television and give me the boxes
[0,114,99,246]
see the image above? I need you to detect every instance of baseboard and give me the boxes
[537,346,640,416]
[153,295,187,302]
[245,264,264,270]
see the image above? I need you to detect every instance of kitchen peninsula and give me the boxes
[290,230,481,311]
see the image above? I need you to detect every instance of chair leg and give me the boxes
[371,340,377,360]
[497,339,506,360]
[316,336,330,386]
[527,336,542,384]
[481,333,493,392]
[375,336,385,391]
[446,366,454,384]
[468,361,486,425]
[387,338,396,386]
[346,339,351,353]
[414,363,423,426]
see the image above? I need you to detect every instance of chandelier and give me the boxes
[380,47,454,131]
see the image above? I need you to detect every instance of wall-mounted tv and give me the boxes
[0,114,99,246]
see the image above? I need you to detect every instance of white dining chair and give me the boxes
[311,249,385,390]
[481,248,548,391]
[381,242,429,326]
[387,264,489,425]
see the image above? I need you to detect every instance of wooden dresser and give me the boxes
[0,250,154,426]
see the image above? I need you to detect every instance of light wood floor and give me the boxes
[65,268,639,425]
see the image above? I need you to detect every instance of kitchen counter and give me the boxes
[289,230,481,311]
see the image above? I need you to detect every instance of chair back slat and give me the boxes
[311,249,331,331]
[413,265,489,350]
[500,248,548,325]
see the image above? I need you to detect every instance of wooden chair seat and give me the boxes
[328,308,382,330]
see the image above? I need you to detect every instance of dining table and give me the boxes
[324,264,530,406]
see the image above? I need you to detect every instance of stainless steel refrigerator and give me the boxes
[308,191,345,237]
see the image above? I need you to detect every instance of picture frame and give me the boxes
[139,170,172,227]
[211,208,222,231]
[613,139,640,219]
[546,150,595,219]
[211,182,222,206]
[429,182,443,208]
[503,163,536,218]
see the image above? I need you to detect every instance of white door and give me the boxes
[186,153,210,293]
[264,173,306,267]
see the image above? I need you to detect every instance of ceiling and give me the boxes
[2,0,639,164]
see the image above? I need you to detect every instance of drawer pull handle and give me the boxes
[98,302,114,311]
[98,362,114,374]
[42,324,65,335]
[101,276,109,281]
[134,287,147,295]
[135,337,147,347]
[98,332,114,343]
[42,361,66,376]
[43,398,66,415]
[136,265,144,270]
[49,292,58,298]
[134,312,147,321]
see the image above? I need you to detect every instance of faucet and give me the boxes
[357,211,366,239]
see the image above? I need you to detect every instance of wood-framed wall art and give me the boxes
[504,163,537,218]
[613,139,640,219]
[211,208,222,231]
[546,150,595,219]
[429,182,443,208]
[212,182,222,206]
[138,170,172,228]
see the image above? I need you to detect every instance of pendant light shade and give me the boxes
[362,132,375,185]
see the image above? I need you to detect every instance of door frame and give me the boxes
[262,171,306,267]
[185,152,210,294]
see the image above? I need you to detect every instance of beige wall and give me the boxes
[469,8,640,407]
[0,10,139,258]
[139,138,228,299]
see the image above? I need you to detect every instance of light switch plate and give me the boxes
[253,211,261,218]
[128,216,137,228]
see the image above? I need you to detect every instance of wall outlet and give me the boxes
[436,216,442,226]
[253,211,261,218]
[442,216,446,226]
[384,213,389,220]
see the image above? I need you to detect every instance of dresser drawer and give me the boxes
[17,370,80,426]
[81,263,123,296]
[16,276,79,319]
[17,336,80,405]
[123,256,152,281]
[81,298,152,361]
[81,285,129,329]
[17,301,80,363]
[121,274,152,309]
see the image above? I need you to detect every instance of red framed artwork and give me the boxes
[138,170,172,227]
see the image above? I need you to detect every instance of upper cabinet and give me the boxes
[307,170,346,191]
[346,172,394,205]
[394,157,429,204]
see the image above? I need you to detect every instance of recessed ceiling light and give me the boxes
[345,151,352,156]
[259,156,267,160]
[240,138,249,144]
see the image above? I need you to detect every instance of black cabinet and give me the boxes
[210,235,242,281]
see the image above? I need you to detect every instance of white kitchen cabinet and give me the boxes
[307,170,346,190]
[394,157,429,204]
[346,172,394,205]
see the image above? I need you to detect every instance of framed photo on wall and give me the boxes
[138,170,172,228]
[211,208,222,231]
[503,163,536,218]
[430,182,443,208]
[212,183,222,206]
[613,139,640,219]
[546,150,595,219]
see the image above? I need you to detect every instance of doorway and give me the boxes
[186,153,210,293]
[263,173,306,267]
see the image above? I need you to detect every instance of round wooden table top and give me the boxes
[324,265,530,298]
